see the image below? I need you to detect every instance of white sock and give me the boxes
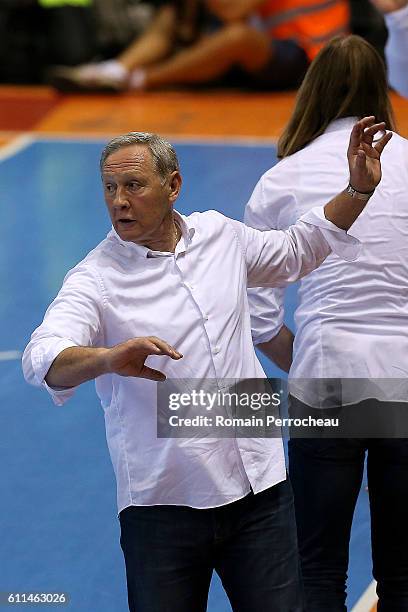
[128,68,147,91]
[97,60,128,84]
[79,60,128,86]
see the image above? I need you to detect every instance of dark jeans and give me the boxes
[289,436,408,611]
[119,479,304,612]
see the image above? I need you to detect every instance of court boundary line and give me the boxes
[0,133,34,161]
[351,580,377,612]
[0,350,22,361]
[0,131,278,148]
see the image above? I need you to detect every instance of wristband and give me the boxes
[346,183,375,201]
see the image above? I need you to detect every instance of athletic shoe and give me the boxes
[47,60,128,93]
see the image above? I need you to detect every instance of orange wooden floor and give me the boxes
[1,85,407,145]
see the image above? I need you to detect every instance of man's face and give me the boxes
[102,144,180,245]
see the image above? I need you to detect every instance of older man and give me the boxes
[23,119,390,612]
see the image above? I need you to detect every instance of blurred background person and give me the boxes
[371,0,408,97]
[245,35,408,611]
[47,0,349,92]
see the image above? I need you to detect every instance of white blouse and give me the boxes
[245,118,408,407]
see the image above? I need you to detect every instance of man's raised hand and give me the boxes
[347,116,393,194]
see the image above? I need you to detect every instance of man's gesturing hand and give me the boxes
[347,116,392,194]
[104,337,183,382]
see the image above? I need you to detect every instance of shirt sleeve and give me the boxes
[248,286,285,344]
[22,264,105,406]
[385,4,408,98]
[228,206,361,289]
[244,177,286,343]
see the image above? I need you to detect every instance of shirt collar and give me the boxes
[324,117,358,135]
[107,210,196,259]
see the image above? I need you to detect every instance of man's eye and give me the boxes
[105,184,115,193]
[128,182,140,190]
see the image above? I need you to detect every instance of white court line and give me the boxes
[0,350,22,361]
[32,132,278,147]
[0,133,34,161]
[0,130,278,148]
[0,137,32,366]
[351,580,377,612]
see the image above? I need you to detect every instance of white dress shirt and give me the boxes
[385,4,408,98]
[245,118,408,407]
[23,207,359,512]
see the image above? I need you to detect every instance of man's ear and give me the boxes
[168,171,182,202]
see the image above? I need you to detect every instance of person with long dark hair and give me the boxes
[245,34,408,611]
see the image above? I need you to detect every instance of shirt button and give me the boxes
[203,314,209,321]
[213,346,221,355]
[184,282,193,290]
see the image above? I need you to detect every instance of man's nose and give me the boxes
[113,186,130,208]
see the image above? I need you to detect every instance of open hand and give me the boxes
[347,116,393,194]
[104,336,182,382]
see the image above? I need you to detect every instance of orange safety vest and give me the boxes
[257,0,350,61]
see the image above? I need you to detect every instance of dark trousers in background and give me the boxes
[289,435,408,612]
[119,479,304,612]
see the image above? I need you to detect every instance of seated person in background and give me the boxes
[371,0,408,97]
[49,0,349,92]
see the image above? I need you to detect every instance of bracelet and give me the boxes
[346,183,375,201]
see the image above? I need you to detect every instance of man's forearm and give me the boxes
[323,188,370,230]
[45,346,109,389]
[44,336,182,388]
[258,325,294,373]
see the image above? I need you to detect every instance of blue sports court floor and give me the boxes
[1,137,374,611]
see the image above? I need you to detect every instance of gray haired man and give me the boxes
[23,119,391,611]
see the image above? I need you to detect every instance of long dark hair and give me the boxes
[278,35,396,158]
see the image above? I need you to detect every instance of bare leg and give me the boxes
[143,22,271,89]
[117,4,177,71]
[48,17,271,92]
[47,4,177,92]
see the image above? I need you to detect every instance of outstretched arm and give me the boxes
[45,337,183,388]
[22,265,183,407]
[232,116,393,288]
